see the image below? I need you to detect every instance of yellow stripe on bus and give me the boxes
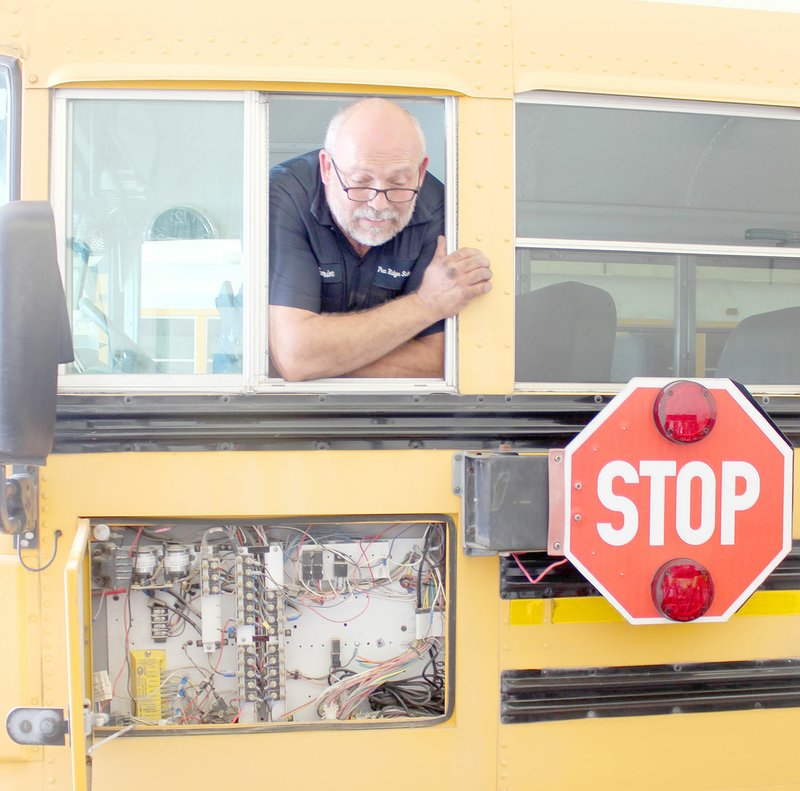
[508,590,800,625]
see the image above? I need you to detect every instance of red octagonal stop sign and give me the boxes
[564,378,793,624]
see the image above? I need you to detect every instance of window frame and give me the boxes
[0,55,21,204]
[52,89,458,394]
[513,91,800,396]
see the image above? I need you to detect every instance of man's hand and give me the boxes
[416,236,492,320]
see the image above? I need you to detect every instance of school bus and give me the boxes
[2,0,800,789]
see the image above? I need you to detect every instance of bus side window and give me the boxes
[515,94,800,389]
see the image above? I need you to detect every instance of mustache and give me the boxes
[352,207,400,222]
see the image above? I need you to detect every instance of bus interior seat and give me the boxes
[515,281,617,382]
[611,331,674,382]
[715,306,800,385]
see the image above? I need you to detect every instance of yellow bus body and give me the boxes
[2,1,800,789]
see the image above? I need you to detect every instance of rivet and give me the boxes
[10,28,21,38]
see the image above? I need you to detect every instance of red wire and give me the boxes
[511,553,568,585]
[128,526,144,558]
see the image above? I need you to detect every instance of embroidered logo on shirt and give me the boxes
[376,265,411,279]
[318,263,343,283]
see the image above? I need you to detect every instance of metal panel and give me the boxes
[457,452,549,553]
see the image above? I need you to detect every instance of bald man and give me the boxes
[268,98,492,381]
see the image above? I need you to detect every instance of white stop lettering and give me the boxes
[595,459,760,547]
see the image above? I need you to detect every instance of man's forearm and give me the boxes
[269,294,440,380]
[345,332,444,378]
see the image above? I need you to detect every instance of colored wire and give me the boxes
[17,530,62,573]
[511,553,569,585]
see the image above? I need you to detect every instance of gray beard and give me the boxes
[330,196,417,248]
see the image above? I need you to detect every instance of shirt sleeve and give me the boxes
[268,172,324,313]
[404,188,445,337]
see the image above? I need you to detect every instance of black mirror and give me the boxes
[0,201,72,465]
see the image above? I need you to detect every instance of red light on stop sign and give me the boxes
[651,559,715,622]
[653,380,717,444]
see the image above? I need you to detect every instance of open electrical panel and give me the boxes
[89,517,451,732]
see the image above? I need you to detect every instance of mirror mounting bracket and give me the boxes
[0,465,37,545]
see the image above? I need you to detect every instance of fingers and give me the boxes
[448,247,491,273]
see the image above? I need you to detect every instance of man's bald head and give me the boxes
[323,98,426,165]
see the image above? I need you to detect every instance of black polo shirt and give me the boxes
[269,150,445,336]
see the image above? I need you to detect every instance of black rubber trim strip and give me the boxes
[501,658,800,723]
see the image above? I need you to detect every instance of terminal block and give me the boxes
[150,602,169,643]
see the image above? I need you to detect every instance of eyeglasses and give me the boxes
[328,156,420,203]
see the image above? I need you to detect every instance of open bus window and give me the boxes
[62,95,245,378]
[515,95,800,388]
[266,95,448,384]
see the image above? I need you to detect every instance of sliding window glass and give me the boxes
[515,94,800,389]
[59,93,246,382]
